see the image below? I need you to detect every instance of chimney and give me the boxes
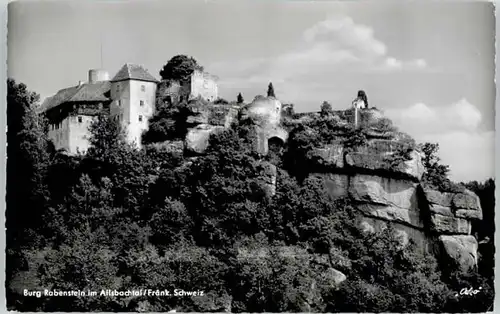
[78,80,84,86]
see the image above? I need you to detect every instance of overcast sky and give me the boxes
[7,0,495,182]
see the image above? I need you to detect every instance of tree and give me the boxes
[420,143,453,190]
[237,93,244,104]
[267,82,276,98]
[282,104,295,117]
[6,79,50,243]
[320,101,333,117]
[6,79,52,306]
[159,55,203,82]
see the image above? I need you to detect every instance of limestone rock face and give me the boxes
[185,124,225,154]
[318,173,349,199]
[311,141,344,169]
[309,138,424,181]
[359,216,429,251]
[429,214,471,234]
[439,235,478,272]
[186,103,239,127]
[311,170,483,271]
[423,187,483,222]
[349,175,422,228]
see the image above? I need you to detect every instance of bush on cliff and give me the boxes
[141,102,191,144]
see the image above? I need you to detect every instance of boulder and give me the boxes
[423,187,483,221]
[325,268,347,286]
[452,190,483,220]
[429,214,471,235]
[185,124,225,154]
[428,204,454,217]
[439,235,478,272]
[424,188,454,207]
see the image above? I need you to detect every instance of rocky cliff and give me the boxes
[298,116,483,273]
[152,99,483,273]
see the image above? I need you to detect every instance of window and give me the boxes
[141,85,145,92]
[118,100,121,106]
[116,84,120,93]
[138,115,143,122]
[140,100,144,107]
[78,116,82,123]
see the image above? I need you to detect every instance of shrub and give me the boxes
[343,128,368,150]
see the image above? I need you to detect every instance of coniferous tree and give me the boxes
[237,93,244,104]
[320,101,333,117]
[267,82,276,98]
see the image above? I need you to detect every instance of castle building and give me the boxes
[40,64,158,154]
[157,69,218,105]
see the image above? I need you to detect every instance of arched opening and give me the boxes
[267,136,285,165]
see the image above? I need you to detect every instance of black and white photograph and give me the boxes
[5,0,496,312]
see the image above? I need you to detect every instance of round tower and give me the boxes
[88,69,110,83]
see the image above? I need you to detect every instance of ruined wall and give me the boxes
[48,116,71,153]
[190,71,218,102]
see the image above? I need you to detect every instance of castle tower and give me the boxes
[189,69,218,102]
[110,63,159,148]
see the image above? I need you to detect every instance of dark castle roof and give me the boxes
[111,63,158,83]
[40,81,111,112]
[40,64,157,113]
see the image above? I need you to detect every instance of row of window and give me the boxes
[116,84,146,93]
[116,100,145,107]
[113,114,144,122]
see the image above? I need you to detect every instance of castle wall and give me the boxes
[190,71,218,102]
[110,80,157,148]
[68,115,96,154]
[48,117,71,153]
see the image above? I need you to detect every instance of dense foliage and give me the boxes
[159,55,203,82]
[6,79,495,312]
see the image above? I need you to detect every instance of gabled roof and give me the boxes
[40,81,111,112]
[111,63,158,83]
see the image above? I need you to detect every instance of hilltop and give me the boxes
[6,72,494,312]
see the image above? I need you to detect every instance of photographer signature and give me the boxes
[454,287,482,297]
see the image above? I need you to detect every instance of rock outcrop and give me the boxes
[152,102,483,273]
[302,117,483,271]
